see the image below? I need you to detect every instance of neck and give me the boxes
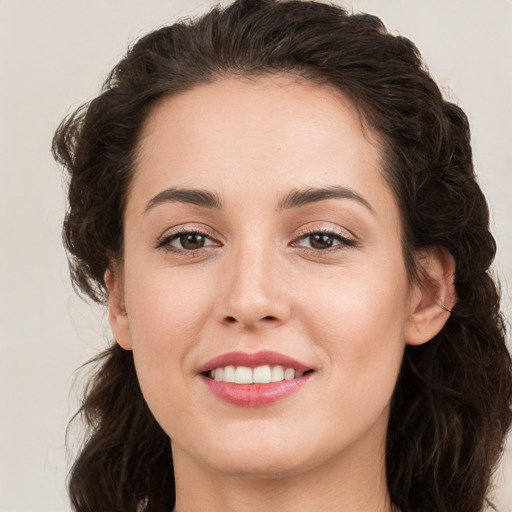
[172,421,394,512]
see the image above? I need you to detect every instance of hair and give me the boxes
[52,1,512,511]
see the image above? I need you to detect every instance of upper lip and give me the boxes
[198,350,312,374]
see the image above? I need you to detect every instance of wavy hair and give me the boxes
[52,1,512,511]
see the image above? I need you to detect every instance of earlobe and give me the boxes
[104,267,133,351]
[405,247,457,346]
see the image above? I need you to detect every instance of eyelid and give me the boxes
[155,225,222,252]
[154,223,358,254]
[294,224,356,241]
[290,225,358,250]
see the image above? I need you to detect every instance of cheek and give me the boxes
[125,265,212,346]
[122,267,215,403]
[303,259,409,378]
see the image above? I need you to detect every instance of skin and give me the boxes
[106,74,455,512]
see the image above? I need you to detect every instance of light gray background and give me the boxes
[0,1,510,511]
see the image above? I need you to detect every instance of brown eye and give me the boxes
[179,233,207,250]
[308,233,335,249]
[157,230,218,252]
[294,231,356,251]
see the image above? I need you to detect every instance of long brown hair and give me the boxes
[52,1,512,511]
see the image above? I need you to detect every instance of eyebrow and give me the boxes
[145,187,222,212]
[145,185,374,214]
[277,186,375,214]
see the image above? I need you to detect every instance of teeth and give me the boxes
[271,365,284,382]
[284,368,295,380]
[210,365,306,384]
[253,365,272,384]
[223,365,235,383]
[235,366,253,384]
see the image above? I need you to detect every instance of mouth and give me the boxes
[203,365,314,384]
[199,351,315,407]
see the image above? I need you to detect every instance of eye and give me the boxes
[157,230,219,252]
[293,230,356,250]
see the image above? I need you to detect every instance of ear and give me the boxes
[405,247,457,346]
[104,266,133,350]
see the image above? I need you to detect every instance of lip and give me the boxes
[197,350,311,373]
[201,373,313,407]
[198,350,314,407]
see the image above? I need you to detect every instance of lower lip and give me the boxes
[202,373,312,407]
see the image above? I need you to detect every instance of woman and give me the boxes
[52,1,512,511]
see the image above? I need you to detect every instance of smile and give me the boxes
[208,365,306,383]
[199,351,314,406]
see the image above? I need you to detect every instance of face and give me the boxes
[108,75,430,480]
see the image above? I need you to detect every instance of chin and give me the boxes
[182,429,313,478]
[207,450,310,479]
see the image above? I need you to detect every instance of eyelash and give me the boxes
[292,227,357,253]
[156,227,357,255]
[156,228,219,255]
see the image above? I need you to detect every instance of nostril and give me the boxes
[223,315,277,324]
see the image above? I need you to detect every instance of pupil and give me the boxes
[310,233,333,249]
[181,233,205,250]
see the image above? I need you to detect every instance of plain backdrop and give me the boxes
[0,1,511,511]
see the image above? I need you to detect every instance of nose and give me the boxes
[216,241,291,330]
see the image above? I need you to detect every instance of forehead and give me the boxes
[131,74,395,219]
